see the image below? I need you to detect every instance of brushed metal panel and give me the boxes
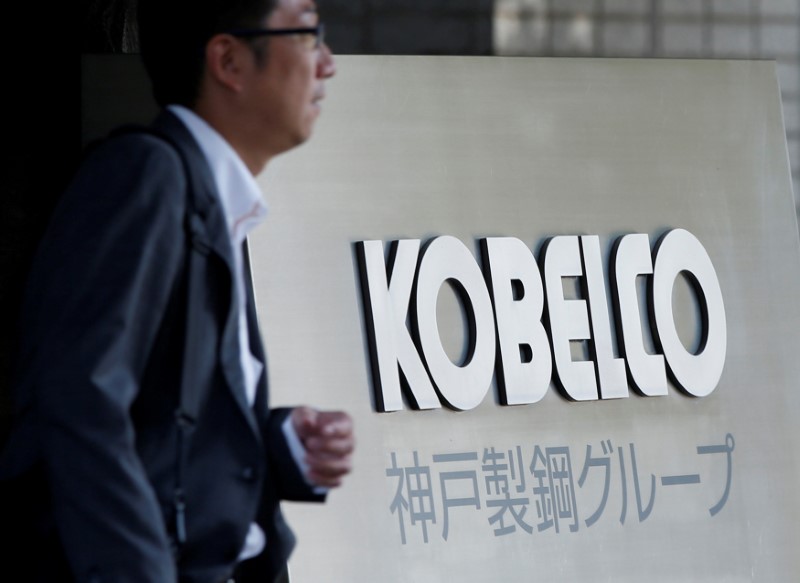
[247,56,800,582]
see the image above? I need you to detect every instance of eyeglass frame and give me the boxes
[225,23,326,50]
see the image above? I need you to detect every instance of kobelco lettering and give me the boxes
[356,229,726,412]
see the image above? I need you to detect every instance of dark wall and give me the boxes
[323,0,494,55]
[0,5,80,440]
[78,0,495,55]
[83,0,139,52]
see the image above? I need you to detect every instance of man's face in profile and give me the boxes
[238,0,336,154]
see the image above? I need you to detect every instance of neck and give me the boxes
[191,103,274,176]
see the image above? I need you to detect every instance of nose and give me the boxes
[317,42,336,79]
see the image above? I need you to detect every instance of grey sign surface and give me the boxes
[247,56,800,582]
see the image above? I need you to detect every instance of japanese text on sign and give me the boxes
[385,434,735,544]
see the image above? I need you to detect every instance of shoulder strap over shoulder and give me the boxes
[108,124,204,551]
[108,124,199,212]
[108,124,206,418]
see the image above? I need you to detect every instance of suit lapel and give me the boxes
[152,111,262,441]
[243,240,270,417]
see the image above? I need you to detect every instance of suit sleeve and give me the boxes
[16,135,187,582]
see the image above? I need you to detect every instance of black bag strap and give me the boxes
[109,124,207,552]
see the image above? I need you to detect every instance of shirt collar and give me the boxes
[167,105,268,245]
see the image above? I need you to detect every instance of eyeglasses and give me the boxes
[226,23,326,51]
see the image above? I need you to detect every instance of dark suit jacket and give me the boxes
[0,111,322,583]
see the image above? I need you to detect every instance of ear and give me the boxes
[204,34,249,93]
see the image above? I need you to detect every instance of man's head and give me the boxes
[139,0,278,108]
[139,0,335,171]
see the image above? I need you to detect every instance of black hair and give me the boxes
[138,0,279,107]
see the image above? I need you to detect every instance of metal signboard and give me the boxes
[248,56,800,582]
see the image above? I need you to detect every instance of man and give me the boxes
[0,0,353,581]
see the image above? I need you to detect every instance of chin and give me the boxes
[294,129,313,146]
[296,120,317,144]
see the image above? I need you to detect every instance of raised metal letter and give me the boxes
[482,237,552,405]
[357,240,440,411]
[651,229,726,397]
[542,236,598,401]
[581,235,628,399]
[610,234,668,396]
[416,236,496,410]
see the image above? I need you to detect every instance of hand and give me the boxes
[291,407,355,488]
